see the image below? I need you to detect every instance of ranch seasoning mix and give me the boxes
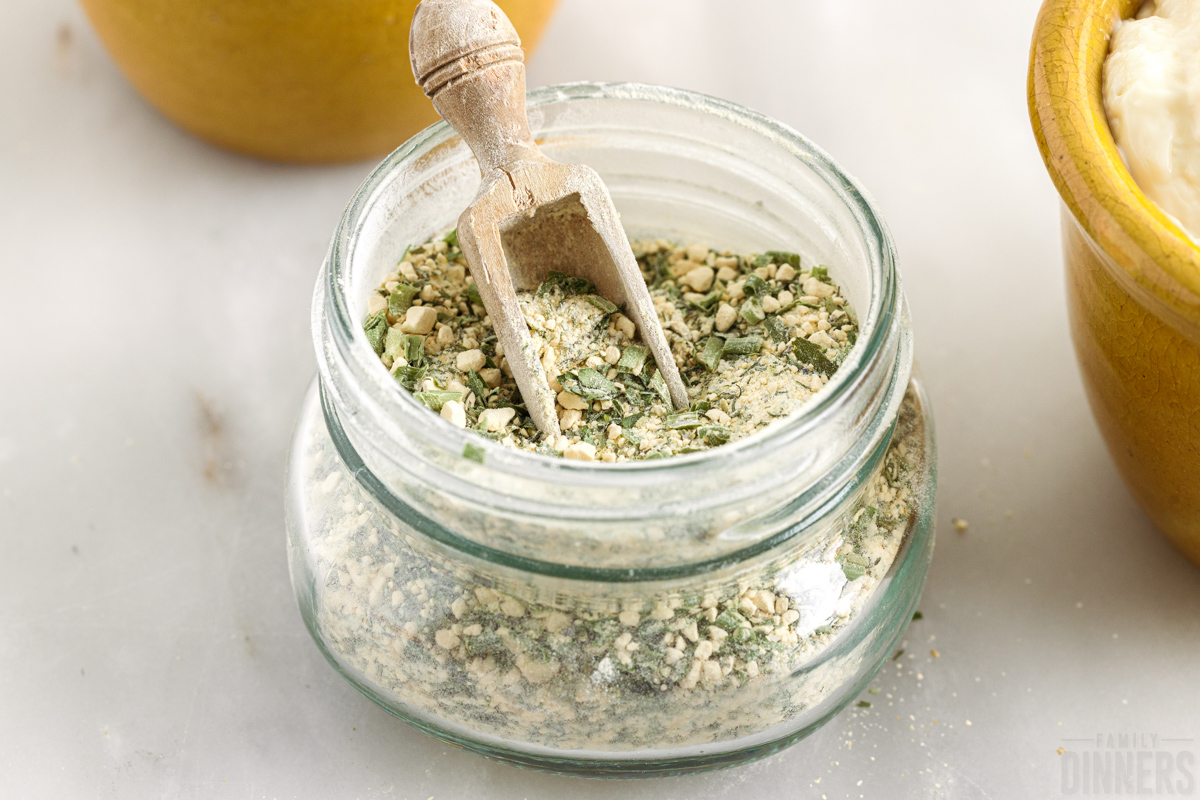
[361,234,858,460]
[293,231,929,750]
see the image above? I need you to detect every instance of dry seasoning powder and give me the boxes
[361,234,859,460]
[317,234,923,749]
[300,387,924,750]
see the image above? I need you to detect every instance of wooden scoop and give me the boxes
[409,0,688,439]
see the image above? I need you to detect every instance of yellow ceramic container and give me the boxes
[1029,0,1200,566]
[79,0,558,163]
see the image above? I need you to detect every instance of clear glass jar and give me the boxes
[286,83,936,775]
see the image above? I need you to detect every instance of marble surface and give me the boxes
[2,0,1198,797]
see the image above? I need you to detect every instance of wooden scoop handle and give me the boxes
[410,0,544,174]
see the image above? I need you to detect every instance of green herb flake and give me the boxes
[792,336,837,376]
[616,345,650,375]
[466,370,489,404]
[912,611,924,621]
[664,412,702,430]
[363,310,388,355]
[764,250,802,268]
[576,368,617,400]
[462,442,485,463]
[383,327,406,360]
[698,425,731,445]
[856,700,872,708]
[839,561,867,581]
[443,228,459,249]
[697,337,724,372]
[715,610,748,631]
[536,270,595,298]
[649,370,671,405]
[388,284,418,317]
[583,294,619,315]
[740,297,765,326]
[401,334,426,367]
[810,265,830,281]
[465,282,483,308]
[722,336,762,356]
[687,289,722,311]
[892,648,905,661]
[392,365,427,391]
[765,315,790,343]
[414,390,462,412]
[742,273,770,297]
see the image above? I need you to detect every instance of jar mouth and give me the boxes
[317,366,904,581]
[320,82,901,483]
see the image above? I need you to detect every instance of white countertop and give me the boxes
[3,0,1199,797]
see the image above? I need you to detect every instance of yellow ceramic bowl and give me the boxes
[80,0,558,163]
[1029,0,1200,566]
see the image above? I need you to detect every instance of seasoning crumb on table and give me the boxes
[363,233,859,460]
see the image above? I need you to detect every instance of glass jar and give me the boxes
[286,83,936,775]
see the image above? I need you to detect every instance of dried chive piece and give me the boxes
[699,425,731,445]
[388,284,418,317]
[697,337,724,372]
[616,345,650,375]
[649,370,671,405]
[621,428,642,445]
[414,390,462,412]
[792,336,837,376]
[443,228,459,249]
[892,648,905,660]
[583,294,619,315]
[466,370,489,404]
[912,611,924,621]
[687,288,722,311]
[620,412,644,429]
[857,700,872,708]
[383,327,406,360]
[401,334,426,367]
[363,310,388,355]
[740,297,765,326]
[742,273,770,297]
[722,336,762,356]
[764,250,802,268]
[810,265,830,281]
[665,412,702,430]
[462,442,485,463]
[392,365,427,391]
[765,315,790,343]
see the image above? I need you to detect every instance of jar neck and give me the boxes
[312,83,912,576]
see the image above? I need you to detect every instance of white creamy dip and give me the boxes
[1104,0,1200,242]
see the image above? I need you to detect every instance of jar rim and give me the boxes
[321,81,902,486]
